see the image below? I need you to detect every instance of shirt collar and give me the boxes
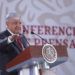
[7,28,21,36]
[7,28,14,35]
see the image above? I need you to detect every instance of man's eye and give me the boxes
[13,22,21,25]
[19,22,21,24]
[13,22,18,24]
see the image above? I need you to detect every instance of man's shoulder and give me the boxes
[0,30,8,35]
[0,30,10,38]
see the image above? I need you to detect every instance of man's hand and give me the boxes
[8,34,19,41]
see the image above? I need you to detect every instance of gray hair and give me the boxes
[6,12,20,22]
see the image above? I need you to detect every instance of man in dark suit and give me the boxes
[0,13,29,75]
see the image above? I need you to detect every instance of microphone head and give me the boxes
[31,31,34,34]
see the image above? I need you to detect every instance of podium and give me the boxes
[5,45,68,75]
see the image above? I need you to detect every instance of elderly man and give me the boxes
[0,13,29,75]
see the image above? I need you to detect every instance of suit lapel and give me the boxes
[21,34,29,49]
[4,30,11,36]
[4,30,29,51]
[6,30,22,53]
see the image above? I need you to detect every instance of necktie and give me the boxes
[16,35,24,51]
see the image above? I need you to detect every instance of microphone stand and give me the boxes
[31,31,49,44]
[31,31,50,68]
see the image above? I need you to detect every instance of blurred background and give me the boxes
[0,0,75,75]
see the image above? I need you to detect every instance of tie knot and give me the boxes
[16,35,21,40]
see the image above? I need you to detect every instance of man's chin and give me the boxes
[15,31,21,34]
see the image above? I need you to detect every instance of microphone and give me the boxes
[31,31,49,44]
[31,31,34,34]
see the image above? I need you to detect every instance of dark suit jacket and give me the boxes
[0,30,29,73]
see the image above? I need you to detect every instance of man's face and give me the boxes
[6,17,22,34]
